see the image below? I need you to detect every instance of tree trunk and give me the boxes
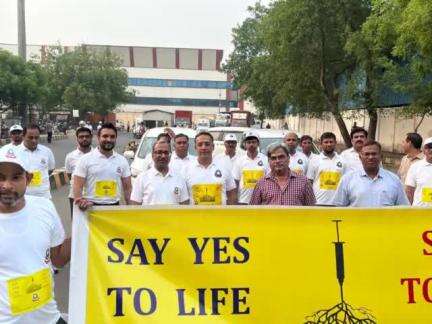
[367,109,378,140]
[332,109,351,148]
[414,112,427,132]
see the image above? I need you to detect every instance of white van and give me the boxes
[126,127,197,179]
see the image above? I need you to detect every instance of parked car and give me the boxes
[125,127,197,179]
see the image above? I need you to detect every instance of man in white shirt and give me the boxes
[184,131,237,205]
[65,127,93,217]
[333,140,409,207]
[300,135,319,162]
[307,132,346,205]
[284,131,308,175]
[73,123,132,210]
[233,130,269,204]
[0,147,70,324]
[214,133,241,172]
[1,125,24,151]
[405,137,432,206]
[340,127,368,173]
[130,141,189,205]
[169,133,196,174]
[18,124,55,199]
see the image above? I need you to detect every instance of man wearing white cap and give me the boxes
[214,133,241,172]
[405,137,432,206]
[0,148,70,324]
[1,125,24,151]
[233,130,269,204]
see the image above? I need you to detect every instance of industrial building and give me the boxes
[0,43,241,127]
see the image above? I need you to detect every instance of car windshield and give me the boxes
[259,138,320,154]
[209,131,244,142]
[137,137,196,159]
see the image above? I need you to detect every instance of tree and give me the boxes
[344,0,398,139]
[391,0,432,131]
[223,4,284,118]
[0,49,48,121]
[225,0,370,147]
[41,45,134,116]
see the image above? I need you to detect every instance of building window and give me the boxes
[128,78,234,89]
[131,97,238,108]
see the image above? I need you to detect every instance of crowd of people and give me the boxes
[0,121,431,323]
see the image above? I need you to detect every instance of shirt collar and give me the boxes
[150,166,172,178]
[360,167,384,179]
[96,147,117,159]
[20,143,40,152]
[319,152,338,160]
[408,152,424,161]
[172,152,191,160]
[265,170,298,180]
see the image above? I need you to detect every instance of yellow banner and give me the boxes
[78,208,432,323]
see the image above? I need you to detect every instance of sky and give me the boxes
[0,0,271,60]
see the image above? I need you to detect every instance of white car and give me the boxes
[208,126,250,156]
[126,127,197,179]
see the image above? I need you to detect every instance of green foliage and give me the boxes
[42,45,134,116]
[0,49,48,111]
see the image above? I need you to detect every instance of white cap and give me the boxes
[9,125,23,133]
[243,130,260,141]
[224,133,237,142]
[424,137,432,147]
[0,148,28,172]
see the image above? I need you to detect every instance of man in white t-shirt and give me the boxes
[307,132,346,205]
[214,133,242,173]
[169,133,196,175]
[1,125,24,151]
[65,127,93,217]
[73,123,132,210]
[131,141,189,205]
[18,124,55,199]
[405,137,432,206]
[0,147,70,324]
[233,130,269,204]
[284,131,308,175]
[300,135,319,162]
[340,127,367,173]
[184,131,237,205]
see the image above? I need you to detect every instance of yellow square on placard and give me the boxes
[319,171,341,190]
[192,183,222,205]
[242,169,264,189]
[29,170,42,187]
[95,180,117,198]
[421,187,432,203]
[7,268,53,315]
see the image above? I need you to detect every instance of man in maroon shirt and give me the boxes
[250,144,316,206]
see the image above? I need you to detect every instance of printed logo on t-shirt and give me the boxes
[298,159,303,165]
[44,249,50,264]
[215,170,222,178]
[258,160,263,166]
[6,149,16,158]
[174,187,180,195]
[337,161,343,168]
[116,167,122,175]
[40,158,46,165]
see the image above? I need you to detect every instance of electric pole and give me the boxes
[17,0,28,124]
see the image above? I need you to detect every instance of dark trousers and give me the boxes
[69,198,74,219]
[47,131,53,143]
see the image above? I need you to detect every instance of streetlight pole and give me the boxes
[17,0,28,124]
[17,0,26,60]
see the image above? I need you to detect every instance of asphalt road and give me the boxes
[49,131,135,316]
